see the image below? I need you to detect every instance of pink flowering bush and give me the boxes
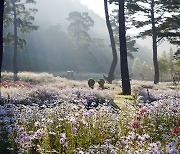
[131,120,141,129]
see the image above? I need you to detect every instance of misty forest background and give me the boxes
[2,0,179,81]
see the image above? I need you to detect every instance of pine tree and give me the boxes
[0,1,5,100]
[159,14,180,46]
[104,0,117,84]
[109,9,138,58]
[119,0,131,95]
[67,11,94,49]
[125,0,178,84]
[158,1,180,46]
[109,0,131,95]
[4,0,38,81]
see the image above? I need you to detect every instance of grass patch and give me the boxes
[114,91,135,108]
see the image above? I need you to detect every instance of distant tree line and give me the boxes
[132,48,180,82]
[2,11,113,74]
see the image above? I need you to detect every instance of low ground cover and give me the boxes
[0,72,179,153]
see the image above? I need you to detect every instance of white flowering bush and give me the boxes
[2,72,56,83]
[0,73,179,153]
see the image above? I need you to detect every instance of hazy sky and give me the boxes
[79,0,116,18]
[80,0,104,17]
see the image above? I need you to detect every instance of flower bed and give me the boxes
[0,77,179,153]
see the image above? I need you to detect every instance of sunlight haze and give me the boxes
[80,0,117,18]
[80,0,105,18]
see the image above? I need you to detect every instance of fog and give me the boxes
[2,0,177,77]
[34,0,108,38]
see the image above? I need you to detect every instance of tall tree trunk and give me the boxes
[0,1,4,100]
[12,0,18,81]
[119,0,131,95]
[104,0,118,84]
[151,0,159,84]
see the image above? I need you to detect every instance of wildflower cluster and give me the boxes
[1,75,179,153]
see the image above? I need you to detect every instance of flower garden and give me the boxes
[0,72,179,154]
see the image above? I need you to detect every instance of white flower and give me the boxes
[60,133,66,139]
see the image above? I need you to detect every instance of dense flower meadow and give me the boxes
[0,72,180,153]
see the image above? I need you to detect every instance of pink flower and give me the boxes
[172,127,180,135]
[131,120,141,129]
[137,107,147,115]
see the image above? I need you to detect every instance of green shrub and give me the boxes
[88,79,95,89]
[98,78,105,89]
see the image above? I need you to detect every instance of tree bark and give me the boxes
[119,0,131,95]
[104,0,118,84]
[12,0,18,81]
[151,0,159,84]
[0,1,4,100]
